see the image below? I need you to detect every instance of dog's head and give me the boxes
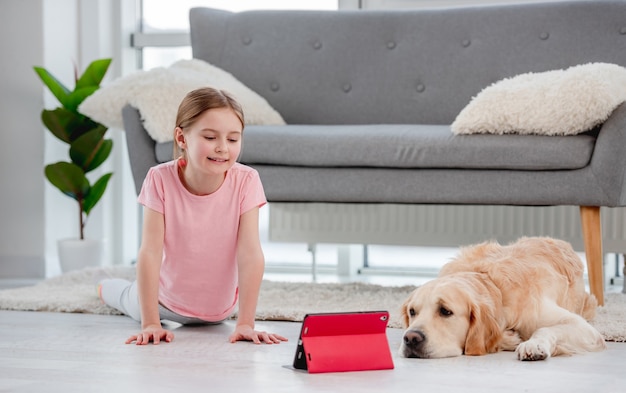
[399,272,504,358]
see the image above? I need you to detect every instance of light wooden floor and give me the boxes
[2,248,624,393]
[1,309,625,393]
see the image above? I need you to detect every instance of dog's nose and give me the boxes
[403,329,426,348]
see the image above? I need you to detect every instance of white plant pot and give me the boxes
[57,238,103,273]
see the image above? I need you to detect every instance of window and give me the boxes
[138,1,338,70]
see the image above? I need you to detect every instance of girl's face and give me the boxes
[176,107,243,180]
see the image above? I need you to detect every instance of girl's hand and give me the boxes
[229,324,288,344]
[126,324,175,345]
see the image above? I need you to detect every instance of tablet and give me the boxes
[292,310,394,373]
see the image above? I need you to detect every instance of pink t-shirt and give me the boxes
[138,160,267,321]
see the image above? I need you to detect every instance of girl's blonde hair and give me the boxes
[173,87,245,159]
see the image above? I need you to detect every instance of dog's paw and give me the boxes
[516,339,551,361]
[499,330,522,351]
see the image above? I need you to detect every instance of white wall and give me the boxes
[0,0,139,279]
[0,0,46,278]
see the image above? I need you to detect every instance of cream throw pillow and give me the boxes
[79,59,286,143]
[451,63,626,136]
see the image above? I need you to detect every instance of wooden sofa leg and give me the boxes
[579,206,604,306]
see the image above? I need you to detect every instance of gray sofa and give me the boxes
[122,1,626,305]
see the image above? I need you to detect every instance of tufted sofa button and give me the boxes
[539,32,549,40]
[313,40,322,50]
[620,27,626,35]
[270,82,280,92]
[462,39,471,48]
[416,83,425,93]
[242,36,252,45]
[342,83,352,93]
[386,41,397,49]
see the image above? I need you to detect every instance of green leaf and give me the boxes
[86,138,113,172]
[33,66,71,108]
[69,116,105,143]
[75,58,112,89]
[83,173,113,215]
[42,108,102,144]
[44,162,89,201]
[70,128,113,172]
[41,108,73,143]
[65,86,99,112]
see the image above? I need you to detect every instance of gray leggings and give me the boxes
[99,278,223,325]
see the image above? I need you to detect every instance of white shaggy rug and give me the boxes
[1,266,625,341]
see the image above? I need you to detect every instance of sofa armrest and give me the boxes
[589,102,626,206]
[122,105,158,196]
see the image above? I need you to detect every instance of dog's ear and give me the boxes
[400,293,414,328]
[464,298,503,356]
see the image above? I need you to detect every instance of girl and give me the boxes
[99,87,287,346]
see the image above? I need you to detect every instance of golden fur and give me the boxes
[399,237,606,361]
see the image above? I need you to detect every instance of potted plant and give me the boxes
[34,58,113,272]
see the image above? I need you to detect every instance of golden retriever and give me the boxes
[399,237,606,361]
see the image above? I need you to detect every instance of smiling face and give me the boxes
[175,107,243,194]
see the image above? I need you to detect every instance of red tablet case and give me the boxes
[292,311,395,373]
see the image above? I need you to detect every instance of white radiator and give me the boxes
[268,203,626,253]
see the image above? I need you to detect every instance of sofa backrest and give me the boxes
[190,1,626,125]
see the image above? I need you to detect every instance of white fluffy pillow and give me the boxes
[451,63,626,136]
[79,59,286,142]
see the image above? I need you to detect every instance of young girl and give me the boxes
[99,87,287,346]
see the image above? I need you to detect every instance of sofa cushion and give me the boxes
[79,59,285,143]
[155,124,596,171]
[451,63,626,136]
